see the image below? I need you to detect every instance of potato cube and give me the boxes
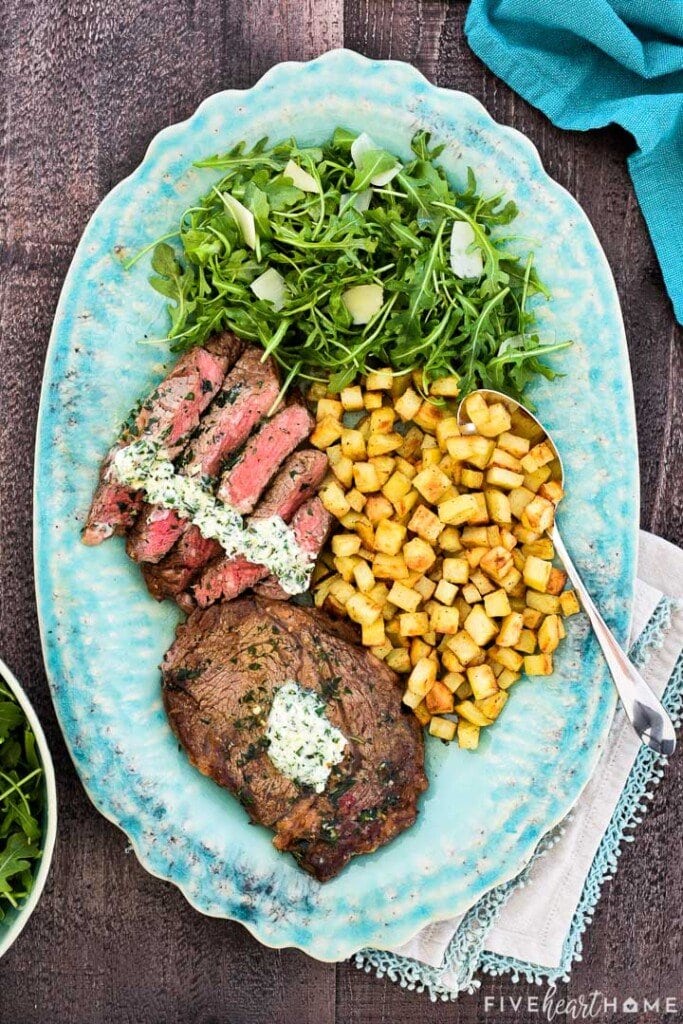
[522,607,544,630]
[498,566,523,594]
[485,488,512,525]
[366,367,393,391]
[467,664,498,700]
[498,431,530,458]
[439,557,467,585]
[538,614,562,653]
[484,589,511,618]
[353,462,381,493]
[429,716,457,741]
[381,471,412,507]
[434,579,457,606]
[559,590,581,617]
[475,691,508,720]
[508,486,536,520]
[439,527,463,553]
[430,375,461,398]
[455,700,493,727]
[413,401,446,434]
[346,593,382,626]
[442,671,466,693]
[407,656,438,696]
[404,537,436,573]
[546,567,568,596]
[413,575,437,602]
[399,425,425,460]
[521,538,555,560]
[435,416,461,452]
[373,553,409,581]
[340,385,364,411]
[539,480,564,506]
[524,465,552,493]
[405,506,441,545]
[526,591,561,615]
[413,465,452,504]
[369,455,395,486]
[460,582,481,604]
[353,560,375,594]
[514,629,537,654]
[426,681,456,715]
[364,494,393,524]
[410,638,434,665]
[371,640,393,661]
[388,582,422,613]
[464,604,498,646]
[523,555,553,593]
[478,548,513,585]
[347,488,366,513]
[446,630,481,666]
[437,494,478,526]
[461,526,488,548]
[521,441,555,475]
[524,653,553,676]
[394,387,423,422]
[362,617,386,647]
[489,447,523,473]
[497,668,521,690]
[387,648,412,673]
[486,466,525,490]
[485,402,513,437]
[399,612,430,637]
[460,468,484,489]
[457,719,480,749]
[521,495,555,534]
[369,407,396,435]
[447,435,495,469]
[440,650,464,675]
[311,416,344,450]
[496,612,524,648]
[331,533,360,559]
[374,520,407,557]
[393,491,420,520]
[489,645,524,671]
[364,392,383,410]
[316,398,343,421]
[319,479,351,519]
[402,688,423,710]
[429,604,460,635]
[367,432,403,458]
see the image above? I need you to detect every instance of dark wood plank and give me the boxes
[0,1,680,1022]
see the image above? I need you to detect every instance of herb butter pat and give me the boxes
[266,680,347,793]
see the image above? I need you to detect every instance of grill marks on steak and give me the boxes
[162,598,427,880]
[217,403,314,514]
[193,451,328,607]
[83,337,236,545]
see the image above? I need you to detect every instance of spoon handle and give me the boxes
[551,527,676,756]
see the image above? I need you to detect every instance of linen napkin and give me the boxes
[357,531,683,998]
[464,0,683,325]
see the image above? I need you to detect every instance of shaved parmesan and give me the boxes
[340,189,372,213]
[283,159,320,194]
[342,284,384,325]
[250,268,287,311]
[350,132,402,187]
[450,221,484,279]
[222,192,257,250]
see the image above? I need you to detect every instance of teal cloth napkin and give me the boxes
[465,0,683,324]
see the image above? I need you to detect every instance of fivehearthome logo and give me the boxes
[484,984,680,1019]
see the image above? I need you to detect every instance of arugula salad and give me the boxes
[134,129,570,401]
[0,675,44,920]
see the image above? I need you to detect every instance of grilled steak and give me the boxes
[255,498,332,600]
[193,450,328,607]
[217,403,314,514]
[83,337,235,546]
[162,598,427,880]
[126,344,274,563]
[141,528,222,602]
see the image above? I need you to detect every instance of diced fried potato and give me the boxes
[332,533,362,557]
[399,425,425,460]
[524,653,553,676]
[457,719,480,749]
[346,592,382,626]
[455,700,493,727]
[521,441,555,474]
[393,491,420,520]
[352,462,381,493]
[514,629,537,654]
[365,495,395,525]
[334,556,362,584]
[410,638,434,665]
[316,398,343,421]
[399,612,431,637]
[388,582,422,613]
[559,590,581,617]
[404,537,436,573]
[524,465,552,493]
[538,614,562,653]
[484,589,511,618]
[498,431,530,458]
[434,579,457,606]
[523,555,553,592]
[442,671,466,693]
[441,649,465,674]
[539,480,564,506]
[413,401,446,434]
[402,687,423,710]
[521,538,555,560]
[430,375,461,397]
[446,630,481,666]
[413,465,452,504]
[486,466,525,490]
[485,488,512,525]
[413,575,437,602]
[522,607,544,630]
[367,432,403,458]
[438,493,479,526]
[447,435,495,469]
[467,663,498,700]
[546,567,568,596]
[387,648,412,673]
[371,640,393,661]
[475,691,508,720]
[426,681,455,715]
[488,645,524,672]
[319,479,351,519]
[355,519,375,552]
[526,591,561,615]
[497,668,521,690]
[374,520,407,556]
[347,488,366,512]
[394,387,423,422]
[435,416,461,452]
[362,617,386,646]
[366,367,393,391]
[373,552,409,581]
[353,560,375,594]
[382,471,413,506]
[460,467,484,489]
[364,392,383,410]
[461,526,488,548]
[429,716,457,741]
[407,656,438,695]
[369,407,396,435]
[341,428,366,461]
[521,495,555,534]
[498,567,523,594]
[508,486,536,520]
[479,546,514,583]
[489,447,523,472]
[407,505,443,545]
[464,604,498,646]
[328,577,355,604]
[429,604,460,635]
[311,416,344,449]
[439,527,463,553]
[340,385,365,411]
[440,557,468,584]
[369,455,395,486]
[496,612,524,648]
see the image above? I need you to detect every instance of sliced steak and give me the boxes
[255,498,332,600]
[141,528,221,602]
[126,347,278,563]
[193,450,328,608]
[83,336,236,546]
[162,598,427,881]
[217,403,314,514]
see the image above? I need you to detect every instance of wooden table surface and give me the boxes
[1,3,681,1022]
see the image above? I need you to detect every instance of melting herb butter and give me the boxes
[265,680,347,793]
[113,440,313,594]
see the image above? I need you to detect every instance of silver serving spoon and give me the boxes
[457,389,676,756]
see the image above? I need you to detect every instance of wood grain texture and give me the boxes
[0,1,680,1022]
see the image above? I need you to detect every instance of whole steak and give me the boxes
[162,597,427,881]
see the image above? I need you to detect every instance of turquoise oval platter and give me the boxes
[34,50,638,961]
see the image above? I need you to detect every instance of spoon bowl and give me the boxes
[457,389,676,757]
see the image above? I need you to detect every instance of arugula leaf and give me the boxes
[350,149,399,191]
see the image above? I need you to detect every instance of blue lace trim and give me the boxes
[355,596,682,1000]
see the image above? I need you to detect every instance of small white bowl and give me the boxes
[0,656,57,960]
